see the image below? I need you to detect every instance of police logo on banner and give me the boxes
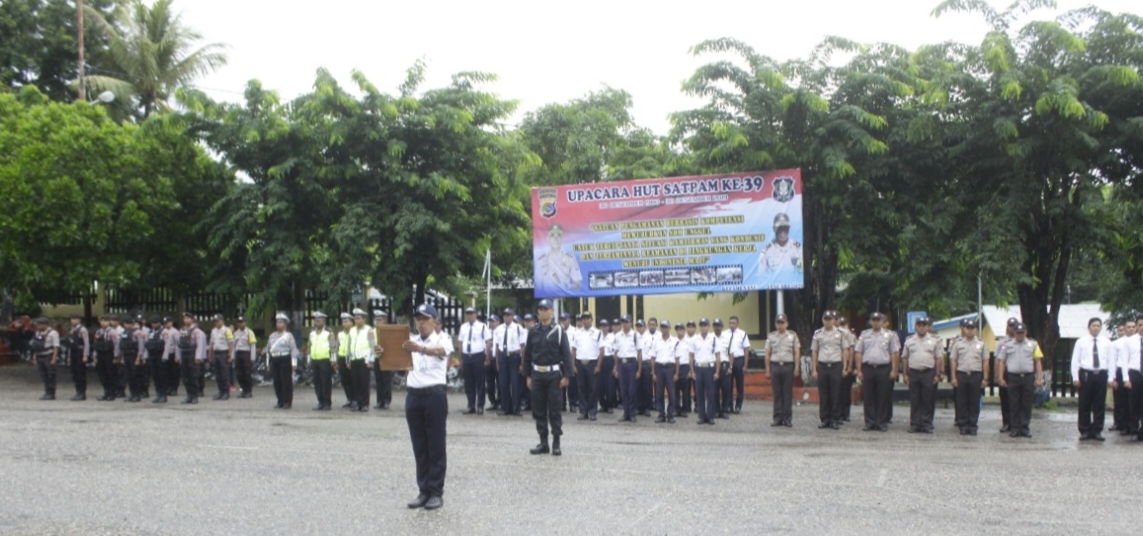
[539,188,558,219]
[772,176,795,203]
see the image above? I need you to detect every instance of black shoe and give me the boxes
[219,392,229,401]
[1000,424,1011,433]
[655,416,666,423]
[153,396,167,403]
[631,417,637,424]
[213,393,225,400]
[356,406,368,412]
[40,393,55,400]
[829,423,841,430]
[190,397,199,404]
[1091,434,1105,442]
[282,403,291,409]
[863,425,877,432]
[577,415,589,421]
[424,496,443,510]
[967,429,978,436]
[734,406,742,414]
[1130,435,1143,443]
[127,396,140,403]
[552,438,561,456]
[589,414,597,421]
[463,408,476,415]
[313,405,325,411]
[407,494,429,509]
[668,417,676,424]
[784,421,793,427]
[241,391,253,399]
[716,413,728,419]
[513,411,523,417]
[841,417,851,422]
[70,394,85,401]
[819,423,833,429]
[878,425,888,432]
[772,421,784,427]
[602,409,613,414]
[342,402,355,408]
[181,396,195,404]
[476,408,484,415]
[497,411,508,416]
[530,443,550,455]
[908,427,919,434]
[706,419,716,425]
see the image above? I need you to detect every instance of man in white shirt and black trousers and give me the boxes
[458,307,492,415]
[524,299,574,456]
[1118,313,1143,441]
[402,303,452,511]
[1072,317,1113,441]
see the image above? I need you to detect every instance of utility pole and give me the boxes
[77,0,86,101]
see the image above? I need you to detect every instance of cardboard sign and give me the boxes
[376,324,414,371]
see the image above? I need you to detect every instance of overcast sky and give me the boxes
[181,0,1139,134]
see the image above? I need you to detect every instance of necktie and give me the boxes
[730,328,737,356]
[1093,338,1099,369]
[466,322,473,354]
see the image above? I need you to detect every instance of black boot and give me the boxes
[153,395,167,404]
[551,436,562,456]
[529,436,550,455]
[181,393,195,404]
[70,393,85,401]
[213,391,225,400]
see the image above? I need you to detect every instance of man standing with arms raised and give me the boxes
[524,300,573,455]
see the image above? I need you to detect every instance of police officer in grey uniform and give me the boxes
[996,322,1044,438]
[65,313,90,400]
[855,312,899,432]
[995,317,1019,432]
[765,314,799,427]
[902,316,942,434]
[31,317,60,399]
[837,315,857,422]
[949,318,988,435]
[811,311,848,429]
[177,312,208,404]
[120,316,146,402]
[232,316,257,398]
[144,316,168,404]
[208,314,234,401]
[524,299,573,455]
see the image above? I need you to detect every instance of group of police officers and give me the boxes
[25,305,1143,445]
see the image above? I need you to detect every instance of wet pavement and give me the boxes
[0,364,1137,535]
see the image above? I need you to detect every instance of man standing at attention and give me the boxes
[855,312,899,432]
[524,300,573,455]
[458,307,492,415]
[1071,317,1112,441]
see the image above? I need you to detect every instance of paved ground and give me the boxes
[0,364,1138,536]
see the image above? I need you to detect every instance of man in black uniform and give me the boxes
[120,317,145,402]
[145,316,168,403]
[524,299,573,456]
[64,313,90,401]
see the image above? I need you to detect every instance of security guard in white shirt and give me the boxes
[613,316,643,423]
[495,309,527,416]
[637,318,656,416]
[690,319,721,425]
[458,307,492,415]
[485,315,502,411]
[726,315,751,414]
[713,319,732,418]
[677,321,697,416]
[653,320,680,423]
[574,312,603,420]
[596,319,617,414]
[1120,314,1143,440]
[1110,320,1136,434]
[402,304,451,511]
[1071,317,1113,441]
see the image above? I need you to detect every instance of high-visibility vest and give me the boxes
[310,329,332,360]
[337,332,349,358]
[348,326,373,360]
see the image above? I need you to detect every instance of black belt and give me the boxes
[773,361,793,365]
[956,370,982,374]
[1008,372,1031,377]
[865,363,890,368]
[408,385,446,396]
[463,352,485,358]
[1081,369,1107,374]
[577,359,597,364]
[618,358,636,364]
[820,362,840,367]
[909,368,933,372]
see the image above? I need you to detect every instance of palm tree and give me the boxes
[84,0,227,118]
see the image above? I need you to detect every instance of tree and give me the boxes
[930,1,1143,357]
[84,0,227,119]
[0,0,115,101]
[0,86,182,310]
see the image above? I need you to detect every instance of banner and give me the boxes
[531,169,804,298]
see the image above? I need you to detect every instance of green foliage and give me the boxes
[0,0,115,101]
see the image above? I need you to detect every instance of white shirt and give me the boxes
[1118,334,1142,378]
[1070,334,1114,379]
[458,321,491,355]
[726,327,750,358]
[573,327,603,361]
[602,332,616,356]
[655,335,681,365]
[690,332,721,364]
[612,329,642,359]
[639,330,655,361]
[407,331,451,388]
[494,322,527,355]
[715,331,732,363]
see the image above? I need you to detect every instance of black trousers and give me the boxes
[954,371,983,432]
[499,353,522,414]
[234,351,253,394]
[638,360,654,413]
[70,350,87,395]
[566,367,579,410]
[1128,370,1143,435]
[115,357,127,396]
[1113,369,1129,429]
[96,351,115,397]
[312,359,333,408]
[462,354,486,410]
[576,360,597,417]
[617,359,638,419]
[167,356,181,395]
[375,368,393,407]
[337,357,353,402]
[270,356,293,406]
[1077,369,1108,436]
[718,362,733,414]
[149,356,166,398]
[1006,371,1035,434]
[349,360,369,409]
[212,353,231,395]
[999,386,1010,426]
[907,368,936,431]
[531,372,565,437]
[676,364,692,413]
[694,365,716,422]
[484,358,499,408]
[732,356,746,408]
[405,387,447,497]
[598,356,616,410]
[818,362,843,424]
[125,355,145,397]
[862,364,892,428]
[771,362,795,423]
[181,358,204,398]
[36,354,56,394]
[840,370,856,419]
[655,364,677,418]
